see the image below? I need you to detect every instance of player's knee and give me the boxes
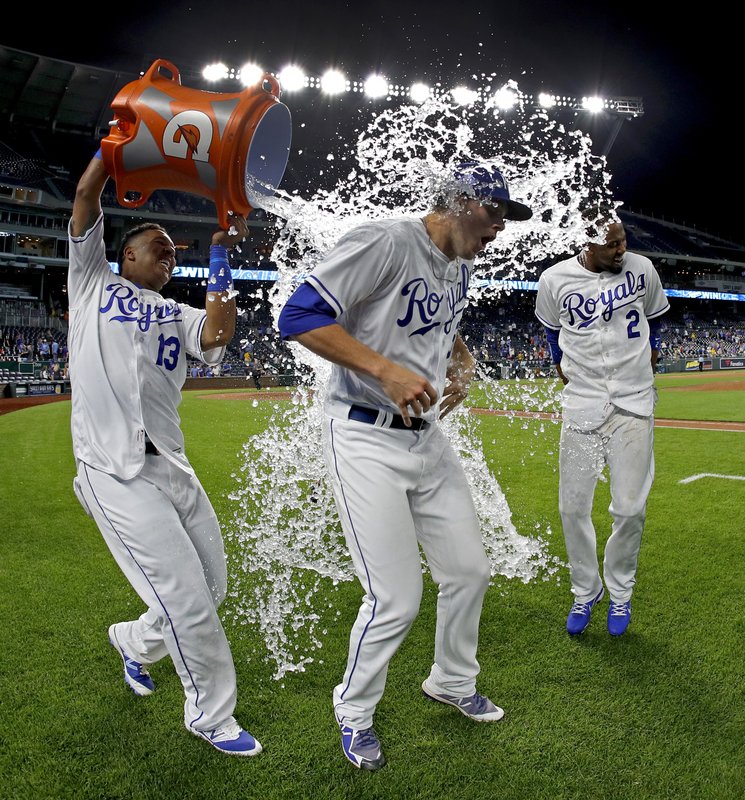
[470,557,491,592]
[442,555,490,595]
[377,582,423,627]
[559,494,594,516]
[611,507,647,527]
[400,585,425,625]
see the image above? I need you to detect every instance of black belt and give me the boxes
[144,439,160,455]
[348,404,429,431]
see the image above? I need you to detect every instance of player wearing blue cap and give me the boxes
[278,161,532,770]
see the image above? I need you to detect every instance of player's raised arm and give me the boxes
[66,81,264,759]
[200,213,248,351]
[70,150,108,238]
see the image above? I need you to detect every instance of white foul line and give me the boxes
[679,473,745,484]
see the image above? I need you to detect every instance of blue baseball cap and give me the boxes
[453,161,533,221]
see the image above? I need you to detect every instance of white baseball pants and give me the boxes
[558,407,655,604]
[73,455,238,731]
[324,417,491,731]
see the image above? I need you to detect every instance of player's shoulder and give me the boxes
[340,215,419,251]
[355,215,420,237]
[538,254,577,280]
[624,250,654,269]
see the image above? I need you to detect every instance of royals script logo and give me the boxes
[564,270,647,329]
[397,263,470,336]
[100,284,182,331]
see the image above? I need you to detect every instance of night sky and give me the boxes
[3,1,738,242]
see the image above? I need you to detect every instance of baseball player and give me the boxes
[534,209,669,637]
[278,161,532,770]
[67,149,261,755]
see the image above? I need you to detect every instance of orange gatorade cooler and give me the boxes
[100,59,292,228]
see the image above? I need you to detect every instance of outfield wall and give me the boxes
[659,355,745,373]
[0,374,299,397]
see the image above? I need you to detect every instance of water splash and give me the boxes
[225,84,613,679]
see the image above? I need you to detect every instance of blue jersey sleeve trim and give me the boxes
[278,282,338,340]
[544,326,563,364]
[647,304,670,320]
[306,274,344,316]
[535,311,558,330]
[649,319,662,350]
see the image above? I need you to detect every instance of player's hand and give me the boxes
[439,366,472,419]
[380,363,437,427]
[440,379,469,419]
[212,212,249,247]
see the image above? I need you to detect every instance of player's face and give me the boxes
[452,199,507,259]
[124,230,177,291]
[589,222,627,274]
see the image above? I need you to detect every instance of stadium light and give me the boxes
[451,86,479,106]
[582,95,605,113]
[538,92,556,109]
[410,82,430,104]
[363,74,389,99]
[277,65,306,92]
[238,63,264,87]
[320,69,347,95]
[202,62,229,82]
[196,60,643,119]
[492,86,518,110]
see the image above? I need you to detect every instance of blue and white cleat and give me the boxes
[336,715,386,770]
[108,623,155,696]
[566,586,605,636]
[187,718,263,756]
[421,680,505,722]
[607,600,632,636]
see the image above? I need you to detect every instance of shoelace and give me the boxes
[125,657,150,678]
[353,728,380,750]
[609,602,629,617]
[569,601,592,615]
[460,693,490,714]
[210,719,242,742]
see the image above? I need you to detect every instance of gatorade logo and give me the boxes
[163,110,213,163]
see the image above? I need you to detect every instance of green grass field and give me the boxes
[1,371,744,800]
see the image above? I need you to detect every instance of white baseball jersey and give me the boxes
[304,216,473,422]
[535,251,669,430]
[67,213,225,478]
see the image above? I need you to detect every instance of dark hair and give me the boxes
[116,223,169,268]
[581,201,621,241]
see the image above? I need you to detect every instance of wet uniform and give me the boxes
[535,250,669,603]
[278,216,491,730]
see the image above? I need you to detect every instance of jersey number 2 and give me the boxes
[157,334,180,371]
[626,310,641,339]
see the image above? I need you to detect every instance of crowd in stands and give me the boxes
[3,293,745,387]
[185,296,298,384]
[1,323,69,380]
[1,324,67,361]
[659,312,745,361]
